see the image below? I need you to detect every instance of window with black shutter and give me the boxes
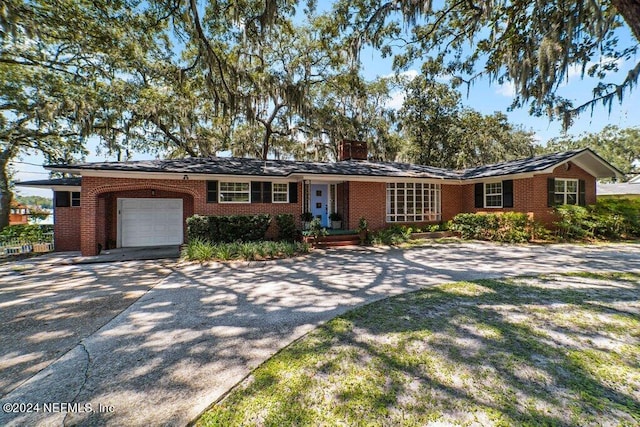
[475,180,513,208]
[250,182,272,203]
[206,181,218,203]
[288,182,298,203]
[578,179,586,206]
[474,183,483,208]
[502,180,514,208]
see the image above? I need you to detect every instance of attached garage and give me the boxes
[117,198,184,247]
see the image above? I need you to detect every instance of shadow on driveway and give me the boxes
[0,242,638,426]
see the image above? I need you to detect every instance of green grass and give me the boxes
[197,272,640,426]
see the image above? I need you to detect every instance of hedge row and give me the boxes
[0,224,54,244]
[187,214,272,242]
[450,212,546,243]
[186,213,299,242]
[555,199,640,240]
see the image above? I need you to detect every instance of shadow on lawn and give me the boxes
[235,274,640,426]
[5,242,640,426]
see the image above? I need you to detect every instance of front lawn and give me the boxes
[197,273,640,426]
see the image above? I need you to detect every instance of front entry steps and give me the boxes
[303,233,361,248]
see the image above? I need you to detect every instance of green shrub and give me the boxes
[309,217,328,240]
[495,212,532,243]
[371,225,412,246]
[296,241,311,254]
[0,224,51,243]
[215,243,235,261]
[281,242,296,257]
[450,212,541,243]
[182,239,310,262]
[187,214,272,242]
[275,214,297,241]
[265,241,279,258]
[450,213,496,240]
[182,238,216,261]
[239,242,257,261]
[555,198,640,240]
[590,198,640,238]
[186,215,209,240]
[555,205,594,240]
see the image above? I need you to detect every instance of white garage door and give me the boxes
[119,198,183,247]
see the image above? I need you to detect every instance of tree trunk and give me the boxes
[262,128,272,160]
[0,150,14,231]
[612,0,640,42]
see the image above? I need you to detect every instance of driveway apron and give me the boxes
[0,242,638,426]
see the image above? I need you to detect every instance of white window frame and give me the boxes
[386,182,441,223]
[554,178,579,205]
[272,183,289,203]
[219,182,250,203]
[484,182,503,208]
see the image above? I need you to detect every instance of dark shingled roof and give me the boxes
[17,177,82,187]
[48,157,461,179]
[460,149,585,179]
[44,148,615,181]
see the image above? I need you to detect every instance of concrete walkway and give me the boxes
[1,242,639,426]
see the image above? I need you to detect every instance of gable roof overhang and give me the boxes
[542,148,624,180]
[460,148,624,182]
[15,178,82,192]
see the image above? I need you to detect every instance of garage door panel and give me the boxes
[120,198,183,247]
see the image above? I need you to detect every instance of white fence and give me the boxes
[0,233,54,257]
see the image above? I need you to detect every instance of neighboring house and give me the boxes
[9,201,30,225]
[18,142,622,256]
[597,182,640,199]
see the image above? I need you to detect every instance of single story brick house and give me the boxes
[18,142,622,256]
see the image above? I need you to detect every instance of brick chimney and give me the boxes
[338,140,368,161]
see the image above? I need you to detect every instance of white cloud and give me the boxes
[382,69,419,80]
[386,90,406,110]
[495,81,516,97]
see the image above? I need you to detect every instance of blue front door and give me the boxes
[310,184,329,227]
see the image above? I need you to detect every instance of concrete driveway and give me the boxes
[1,242,639,426]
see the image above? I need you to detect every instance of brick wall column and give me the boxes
[80,190,98,256]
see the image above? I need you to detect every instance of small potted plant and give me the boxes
[357,216,369,244]
[329,212,342,229]
[300,211,313,230]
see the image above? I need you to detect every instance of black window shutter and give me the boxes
[547,178,555,207]
[206,181,218,203]
[502,180,514,208]
[263,182,272,204]
[289,182,298,203]
[578,179,586,206]
[474,183,483,208]
[55,191,70,207]
[251,182,262,203]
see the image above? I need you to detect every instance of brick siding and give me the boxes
[346,181,387,231]
[54,206,81,251]
[78,176,302,256]
[459,162,596,225]
[63,161,598,256]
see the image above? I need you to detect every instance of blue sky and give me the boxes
[15,2,640,197]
